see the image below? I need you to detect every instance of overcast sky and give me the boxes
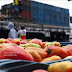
[0,0,72,16]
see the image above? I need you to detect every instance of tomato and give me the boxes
[26,47,47,59]
[44,45,54,57]
[20,40,27,44]
[34,49,47,59]
[0,46,34,61]
[4,40,12,43]
[41,55,61,63]
[0,38,6,43]
[25,49,42,62]
[32,69,47,72]
[44,45,69,58]
[0,43,6,49]
[48,61,72,72]
[44,45,54,52]
[53,47,69,58]
[12,38,21,45]
[0,43,18,51]
[30,38,43,48]
[66,45,72,48]
[67,48,72,55]
[42,42,48,48]
[7,38,13,41]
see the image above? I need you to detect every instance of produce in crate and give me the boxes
[44,42,54,48]
[32,69,47,72]
[19,44,26,48]
[12,38,21,45]
[67,48,72,55]
[18,45,25,49]
[0,38,72,62]
[0,38,6,44]
[4,39,12,43]
[20,40,27,44]
[48,61,72,72]
[44,45,69,58]
[7,38,12,41]
[29,38,43,47]
[25,47,47,59]
[52,41,61,47]
[0,38,12,44]
[63,45,72,55]
[0,46,34,61]
[0,43,18,50]
[0,43,6,49]
[25,49,42,62]
[62,46,70,49]
[41,55,61,63]
[42,42,48,48]
[64,56,72,59]
[66,44,72,48]
[24,43,41,48]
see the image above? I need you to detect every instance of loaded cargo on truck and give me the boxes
[0,0,70,42]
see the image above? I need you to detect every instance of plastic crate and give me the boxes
[0,59,35,72]
[3,58,72,72]
[43,58,72,64]
[60,42,72,46]
[5,62,48,72]
[0,58,71,72]
[0,59,13,63]
[0,60,48,72]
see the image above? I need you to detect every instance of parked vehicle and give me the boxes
[0,0,70,42]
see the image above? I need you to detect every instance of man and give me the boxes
[17,25,26,40]
[8,22,18,39]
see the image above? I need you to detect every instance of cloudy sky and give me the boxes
[0,0,72,16]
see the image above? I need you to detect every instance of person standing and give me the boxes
[17,25,26,40]
[8,22,18,39]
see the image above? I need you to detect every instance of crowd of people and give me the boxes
[8,22,26,40]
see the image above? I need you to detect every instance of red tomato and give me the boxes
[7,38,13,41]
[32,69,47,72]
[44,45,69,58]
[42,42,48,48]
[44,45,54,52]
[0,46,34,61]
[20,40,27,44]
[12,38,21,45]
[4,40,12,43]
[30,38,43,48]
[65,45,72,55]
[44,45,54,57]
[26,47,47,59]
[0,44,5,49]
[66,45,72,48]
[67,48,72,55]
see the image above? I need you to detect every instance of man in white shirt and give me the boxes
[17,25,26,40]
[8,22,18,39]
